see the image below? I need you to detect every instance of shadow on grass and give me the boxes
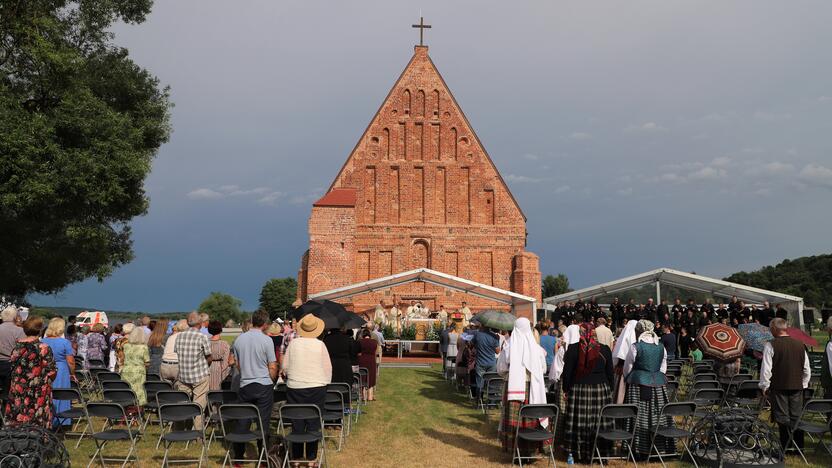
[415,369,474,406]
[421,427,509,464]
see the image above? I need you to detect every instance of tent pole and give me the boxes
[656,281,661,303]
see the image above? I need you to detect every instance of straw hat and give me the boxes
[266,323,282,336]
[297,314,325,338]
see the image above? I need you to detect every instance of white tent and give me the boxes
[544,267,803,323]
[309,268,537,321]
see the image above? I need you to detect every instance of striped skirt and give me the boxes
[624,384,675,456]
[563,383,613,462]
[498,382,552,455]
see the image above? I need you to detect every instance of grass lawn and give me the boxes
[64,364,831,467]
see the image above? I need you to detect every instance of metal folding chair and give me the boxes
[145,373,163,382]
[278,403,326,468]
[52,388,90,449]
[788,399,832,464]
[159,402,206,468]
[692,388,725,418]
[590,404,639,467]
[511,404,559,467]
[220,404,271,468]
[665,380,680,402]
[323,390,347,451]
[648,401,699,468]
[481,376,505,417]
[85,402,140,467]
[727,380,763,415]
[142,380,174,431]
[693,372,718,383]
[102,380,132,391]
[102,388,144,428]
[327,382,353,435]
[155,390,191,449]
[206,390,238,449]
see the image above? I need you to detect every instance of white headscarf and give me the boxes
[501,318,548,423]
[636,319,659,344]
[612,320,638,365]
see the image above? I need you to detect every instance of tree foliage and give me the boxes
[724,254,832,308]
[542,273,571,298]
[0,1,171,297]
[259,277,297,321]
[198,291,246,326]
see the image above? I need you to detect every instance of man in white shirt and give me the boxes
[759,318,811,452]
[594,317,614,349]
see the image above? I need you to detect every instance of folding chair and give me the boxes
[146,373,163,382]
[327,382,353,435]
[690,380,720,395]
[159,402,206,468]
[87,359,106,369]
[476,371,500,407]
[481,376,505,417]
[220,404,271,468]
[206,390,238,449]
[52,388,90,449]
[358,367,370,403]
[648,401,699,468]
[511,404,558,467]
[445,353,457,382]
[278,403,326,468]
[727,380,763,415]
[350,374,363,422]
[693,372,718,383]
[143,380,174,430]
[725,373,753,399]
[665,380,680,402]
[102,388,144,428]
[323,390,347,451]
[788,399,832,464]
[692,388,724,418]
[590,404,639,467]
[102,380,132,391]
[155,390,191,449]
[85,402,141,467]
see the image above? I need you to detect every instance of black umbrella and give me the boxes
[292,300,365,330]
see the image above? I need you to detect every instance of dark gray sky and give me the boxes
[34,1,832,311]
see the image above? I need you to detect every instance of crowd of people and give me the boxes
[449,306,825,464]
[0,305,385,466]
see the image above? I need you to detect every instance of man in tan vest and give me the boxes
[759,318,811,452]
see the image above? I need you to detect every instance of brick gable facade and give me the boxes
[295,45,541,319]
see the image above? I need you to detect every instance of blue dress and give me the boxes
[42,337,74,427]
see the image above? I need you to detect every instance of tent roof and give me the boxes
[309,268,536,307]
[544,267,803,306]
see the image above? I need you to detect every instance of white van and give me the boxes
[76,311,109,329]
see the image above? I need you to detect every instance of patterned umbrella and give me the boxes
[475,310,517,331]
[737,323,773,352]
[786,327,818,348]
[696,323,746,360]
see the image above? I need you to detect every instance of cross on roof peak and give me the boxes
[412,16,431,47]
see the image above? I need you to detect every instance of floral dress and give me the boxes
[4,340,58,428]
[120,343,149,405]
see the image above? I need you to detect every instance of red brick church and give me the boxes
[294,40,541,317]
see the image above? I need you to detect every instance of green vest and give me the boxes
[625,341,668,386]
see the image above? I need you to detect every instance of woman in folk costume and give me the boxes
[562,322,615,463]
[611,319,638,403]
[496,318,549,457]
[623,319,675,458]
[549,324,580,443]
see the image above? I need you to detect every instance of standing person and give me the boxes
[471,326,501,399]
[112,323,133,372]
[775,304,788,320]
[446,323,459,369]
[323,327,359,386]
[537,324,557,373]
[459,301,472,328]
[562,323,614,463]
[822,321,832,399]
[610,297,625,331]
[107,324,123,371]
[76,326,89,369]
[496,317,548,458]
[160,320,187,382]
[85,323,108,368]
[199,313,210,335]
[357,330,379,401]
[146,319,168,376]
[678,327,693,359]
[140,316,152,336]
[231,310,278,462]
[623,320,673,459]
[207,320,231,391]
[594,317,614,349]
[659,323,677,361]
[4,317,57,428]
[611,319,638,404]
[42,317,75,428]
[759,318,812,452]
[439,323,451,372]
[120,325,150,405]
[174,311,212,429]
[281,314,331,463]
[0,307,24,398]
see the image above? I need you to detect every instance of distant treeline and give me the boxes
[30,305,189,321]
[724,254,832,308]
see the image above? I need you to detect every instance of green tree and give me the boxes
[259,277,297,321]
[199,292,245,326]
[0,1,171,297]
[542,273,572,298]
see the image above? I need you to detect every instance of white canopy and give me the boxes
[309,268,537,321]
[544,267,803,319]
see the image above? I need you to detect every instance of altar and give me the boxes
[407,318,439,340]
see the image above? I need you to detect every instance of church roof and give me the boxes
[325,45,527,221]
[313,188,356,207]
